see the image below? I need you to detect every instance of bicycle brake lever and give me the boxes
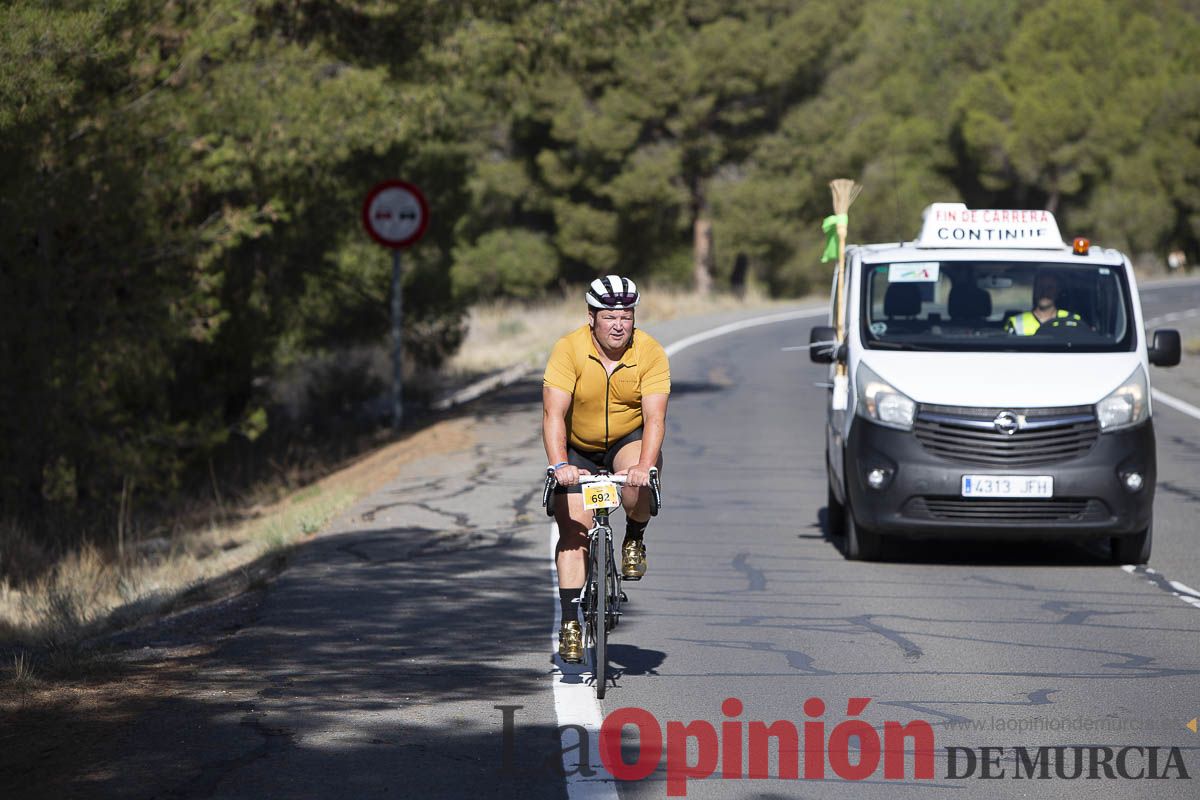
[542,473,558,516]
[647,467,662,515]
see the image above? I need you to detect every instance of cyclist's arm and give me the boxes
[640,393,667,469]
[625,393,668,486]
[542,385,573,464]
[543,386,585,483]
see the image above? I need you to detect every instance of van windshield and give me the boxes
[860,260,1134,352]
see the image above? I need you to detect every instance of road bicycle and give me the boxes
[543,467,660,698]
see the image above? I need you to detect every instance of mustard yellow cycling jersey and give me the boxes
[543,325,671,453]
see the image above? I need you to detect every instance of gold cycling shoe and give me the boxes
[621,539,647,580]
[558,620,583,663]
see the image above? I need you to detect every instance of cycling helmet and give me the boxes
[586,275,640,309]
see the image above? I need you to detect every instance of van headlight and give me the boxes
[856,362,916,430]
[1096,366,1149,431]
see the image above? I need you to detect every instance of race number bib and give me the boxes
[582,481,620,510]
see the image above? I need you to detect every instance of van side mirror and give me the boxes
[809,326,841,364]
[1149,329,1181,367]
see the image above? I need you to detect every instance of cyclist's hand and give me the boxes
[620,466,652,487]
[555,464,588,486]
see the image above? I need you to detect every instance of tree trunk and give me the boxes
[693,216,714,296]
[1045,189,1059,215]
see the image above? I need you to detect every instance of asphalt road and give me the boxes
[598,279,1200,799]
[9,280,1198,800]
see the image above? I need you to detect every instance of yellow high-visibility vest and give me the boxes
[1005,309,1080,335]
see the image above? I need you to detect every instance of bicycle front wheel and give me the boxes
[592,528,608,699]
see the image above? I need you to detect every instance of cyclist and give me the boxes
[543,275,670,662]
[1005,270,1082,335]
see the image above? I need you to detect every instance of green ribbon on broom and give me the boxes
[821,214,847,263]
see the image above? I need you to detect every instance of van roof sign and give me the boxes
[916,203,1065,249]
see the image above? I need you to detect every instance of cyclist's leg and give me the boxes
[553,492,591,662]
[555,444,604,586]
[611,438,662,580]
[554,448,601,661]
[553,491,592,588]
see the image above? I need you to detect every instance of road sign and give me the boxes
[362,180,429,249]
[361,180,429,431]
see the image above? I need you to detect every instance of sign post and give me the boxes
[362,180,429,431]
[390,249,403,430]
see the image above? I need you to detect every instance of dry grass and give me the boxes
[0,496,347,650]
[0,419,474,655]
[1185,337,1200,356]
[9,650,36,686]
[446,284,789,377]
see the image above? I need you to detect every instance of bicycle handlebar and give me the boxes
[542,467,661,517]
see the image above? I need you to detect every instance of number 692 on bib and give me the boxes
[582,481,620,510]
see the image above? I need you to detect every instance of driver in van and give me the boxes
[1005,271,1082,335]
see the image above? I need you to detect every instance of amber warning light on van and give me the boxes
[1073,237,1091,255]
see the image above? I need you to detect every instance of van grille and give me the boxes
[913,404,1098,466]
[906,497,1110,523]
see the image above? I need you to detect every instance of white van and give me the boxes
[811,203,1181,562]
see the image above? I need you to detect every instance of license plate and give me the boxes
[961,475,1053,498]
[582,481,620,510]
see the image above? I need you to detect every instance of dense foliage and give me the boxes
[2,0,1197,530]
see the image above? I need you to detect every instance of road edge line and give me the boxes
[550,521,619,799]
[1121,565,1200,610]
[1152,388,1200,423]
[663,306,827,357]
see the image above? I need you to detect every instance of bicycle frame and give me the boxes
[584,500,620,697]
[543,467,660,698]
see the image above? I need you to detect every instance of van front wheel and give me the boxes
[844,511,882,561]
[826,482,846,538]
[1111,521,1151,565]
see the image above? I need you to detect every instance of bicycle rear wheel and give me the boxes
[592,528,608,699]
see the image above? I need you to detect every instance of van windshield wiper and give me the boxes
[866,340,938,351]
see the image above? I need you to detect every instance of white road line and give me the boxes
[662,306,827,357]
[1121,565,1200,610]
[549,305,826,800]
[1139,276,1200,290]
[550,522,619,800]
[1152,388,1200,422]
[1144,307,1200,327]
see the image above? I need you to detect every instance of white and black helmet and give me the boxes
[586,275,640,309]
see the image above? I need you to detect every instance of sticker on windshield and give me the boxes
[888,262,940,282]
[869,321,888,336]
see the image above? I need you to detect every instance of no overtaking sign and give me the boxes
[362,180,429,249]
[362,179,429,431]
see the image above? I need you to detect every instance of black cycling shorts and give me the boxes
[555,428,643,494]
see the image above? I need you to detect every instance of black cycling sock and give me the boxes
[625,518,648,543]
[559,587,580,624]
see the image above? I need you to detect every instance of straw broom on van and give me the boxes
[823,178,862,409]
